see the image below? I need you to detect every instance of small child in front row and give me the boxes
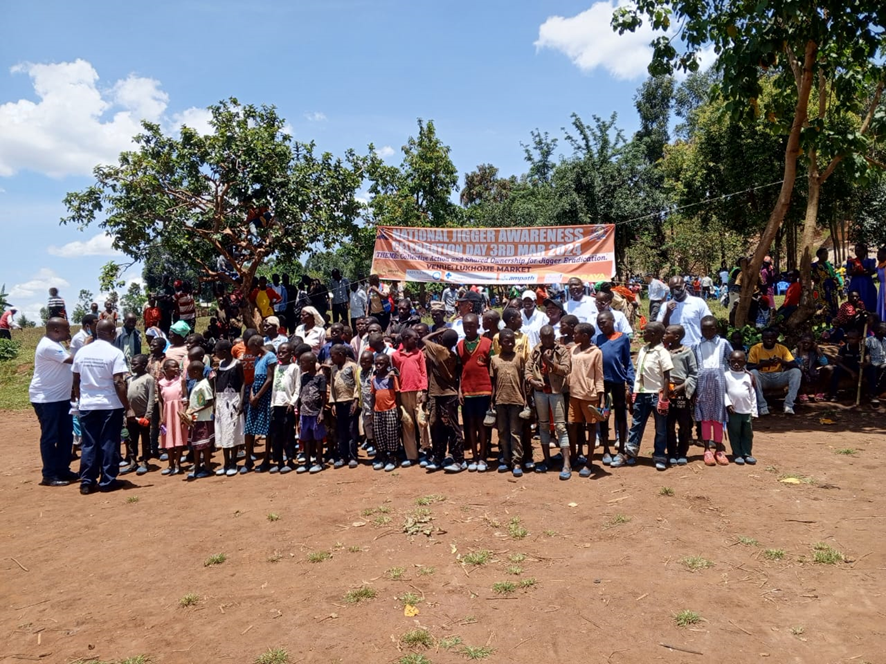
[371,353,401,471]
[358,350,377,457]
[159,358,188,475]
[296,352,326,474]
[613,321,672,470]
[213,340,246,476]
[185,360,215,479]
[262,342,299,474]
[663,325,697,466]
[724,350,758,465]
[490,328,527,478]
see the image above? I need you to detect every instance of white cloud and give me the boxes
[375,145,395,158]
[48,232,122,258]
[14,302,46,325]
[171,106,214,135]
[304,111,327,122]
[355,189,373,204]
[535,1,658,80]
[9,268,70,300]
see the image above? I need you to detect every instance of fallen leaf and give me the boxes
[352,522,366,527]
[404,604,420,617]
[568,502,578,508]
[779,477,801,485]
[819,418,837,425]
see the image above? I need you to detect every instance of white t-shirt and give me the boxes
[520,309,550,349]
[29,337,73,403]
[725,370,758,416]
[349,289,368,318]
[647,279,669,301]
[564,296,596,323]
[587,305,633,337]
[72,339,128,411]
[656,295,712,346]
[70,328,90,356]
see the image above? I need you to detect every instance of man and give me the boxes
[563,277,596,322]
[250,275,282,320]
[520,290,549,349]
[282,274,298,330]
[175,282,197,332]
[157,275,176,333]
[430,301,451,332]
[89,302,100,316]
[143,294,161,330]
[748,327,802,415]
[72,319,132,493]
[718,263,729,287]
[29,318,76,486]
[47,288,67,319]
[441,283,458,317]
[271,273,288,328]
[114,312,142,368]
[71,313,98,355]
[387,298,420,341]
[451,291,483,342]
[658,276,711,346]
[700,274,714,300]
[645,274,668,323]
[0,308,19,339]
[349,280,368,330]
[329,268,350,325]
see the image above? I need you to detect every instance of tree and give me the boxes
[0,284,9,312]
[63,98,367,317]
[521,130,559,185]
[18,314,37,328]
[614,0,886,326]
[39,307,50,325]
[460,164,513,208]
[120,282,147,317]
[70,289,94,324]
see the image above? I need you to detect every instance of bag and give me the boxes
[382,297,392,314]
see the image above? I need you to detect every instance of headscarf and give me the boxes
[169,320,191,337]
[300,306,325,328]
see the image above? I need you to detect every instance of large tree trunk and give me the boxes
[734,41,817,327]
[787,151,822,328]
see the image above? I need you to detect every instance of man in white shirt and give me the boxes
[520,290,549,348]
[590,291,633,337]
[441,284,458,317]
[271,273,288,322]
[658,276,712,346]
[563,277,596,323]
[73,319,132,494]
[349,281,368,330]
[700,274,714,300]
[29,318,76,487]
[645,274,669,323]
[70,313,98,356]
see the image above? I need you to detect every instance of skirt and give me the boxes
[244,381,272,436]
[190,421,215,451]
[215,390,244,449]
[373,408,401,453]
[694,368,726,423]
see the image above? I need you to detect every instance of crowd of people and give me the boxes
[20,243,886,492]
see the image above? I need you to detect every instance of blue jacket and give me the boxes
[594,333,635,385]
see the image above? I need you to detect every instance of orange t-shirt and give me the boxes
[232,342,256,384]
[371,374,399,412]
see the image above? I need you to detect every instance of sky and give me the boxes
[0,0,683,323]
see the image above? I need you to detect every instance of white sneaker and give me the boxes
[783,406,795,415]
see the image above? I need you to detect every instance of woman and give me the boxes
[812,247,841,323]
[295,306,326,354]
[309,278,329,319]
[165,321,190,369]
[367,274,391,331]
[242,334,276,473]
[877,246,886,323]
[846,243,877,312]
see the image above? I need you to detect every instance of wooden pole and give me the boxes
[856,321,869,407]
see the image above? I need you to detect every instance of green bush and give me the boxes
[0,338,20,362]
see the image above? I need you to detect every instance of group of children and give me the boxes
[117,300,765,481]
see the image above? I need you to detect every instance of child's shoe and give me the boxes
[279,465,293,474]
[609,453,626,468]
[579,466,593,478]
[512,467,523,478]
[601,453,612,466]
[534,462,548,473]
[655,460,667,471]
[734,456,745,465]
[296,465,309,474]
[384,462,396,472]
[744,455,757,465]
[703,449,716,466]
[269,465,280,473]
[497,463,509,473]
[215,467,227,476]
[372,460,384,470]
[425,462,440,472]
[523,460,535,470]
[715,450,729,465]
[668,457,678,466]
[483,409,497,427]
[333,459,345,469]
[308,464,323,473]
[348,459,359,468]
[676,457,688,465]
[477,461,488,472]
[467,461,478,472]
[559,469,571,480]
[195,469,212,479]
[519,406,532,420]
[136,463,149,476]
[226,466,238,476]
[443,461,464,473]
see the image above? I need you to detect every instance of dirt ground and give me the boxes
[1,406,884,664]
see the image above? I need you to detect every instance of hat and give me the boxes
[430,301,446,312]
[521,290,537,301]
[457,291,482,303]
[301,306,325,328]
[169,321,191,336]
[543,298,564,312]
[265,316,280,327]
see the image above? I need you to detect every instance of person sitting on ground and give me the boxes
[828,328,872,403]
[748,328,802,415]
[828,291,867,342]
[792,334,832,403]
[777,270,801,320]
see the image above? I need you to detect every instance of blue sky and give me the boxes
[1,0,675,323]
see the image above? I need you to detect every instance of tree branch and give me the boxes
[817,69,828,120]
[860,80,885,136]
[784,44,802,93]
[819,154,844,184]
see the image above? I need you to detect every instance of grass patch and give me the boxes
[763,548,785,561]
[462,550,492,566]
[0,326,39,410]
[361,507,375,517]
[267,512,280,522]
[373,514,392,526]
[518,577,537,588]
[417,566,435,576]
[737,536,758,546]
[461,615,477,624]
[347,545,362,553]
[386,566,406,580]
[439,636,463,650]
[401,628,434,649]
[398,655,431,664]
[376,505,391,514]
[507,565,523,575]
[674,610,702,627]
[543,529,557,537]
[812,542,844,564]
[835,448,857,455]
[508,516,529,539]
[415,494,446,506]
[119,658,151,664]
[267,551,282,563]
[203,553,227,567]
[461,645,495,660]
[179,593,199,607]
[404,507,435,536]
[791,626,805,636]
[344,585,377,603]
[659,487,674,496]
[126,496,140,504]
[254,648,288,664]
[606,514,632,527]
[398,591,423,607]
[307,551,331,563]
[680,556,714,571]
[492,581,516,595]
[508,553,526,563]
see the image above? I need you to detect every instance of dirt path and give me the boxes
[1,408,884,664]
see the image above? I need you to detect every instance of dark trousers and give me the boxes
[334,401,359,461]
[268,406,296,465]
[79,408,124,488]
[727,412,753,457]
[496,404,523,465]
[599,380,628,445]
[830,364,876,397]
[625,393,667,462]
[149,407,161,457]
[0,329,10,340]
[430,395,464,464]
[127,419,151,461]
[332,302,348,325]
[666,403,692,459]
[32,400,73,481]
[159,309,173,335]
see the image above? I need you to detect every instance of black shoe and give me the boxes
[80,483,93,495]
[99,479,135,493]
[39,478,70,487]
[61,471,80,482]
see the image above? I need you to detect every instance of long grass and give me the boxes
[0,326,41,410]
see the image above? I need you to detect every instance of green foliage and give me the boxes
[401,628,434,648]
[343,585,377,603]
[0,338,21,362]
[17,314,37,329]
[812,542,844,565]
[0,284,8,312]
[203,553,227,567]
[674,610,702,627]
[120,282,147,317]
[491,581,516,595]
[70,289,94,324]
[254,648,288,664]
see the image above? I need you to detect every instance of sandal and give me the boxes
[715,450,729,465]
[798,394,809,403]
[814,393,825,402]
[703,449,716,466]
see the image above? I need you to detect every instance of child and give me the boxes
[565,322,604,479]
[329,343,361,469]
[318,323,345,364]
[296,351,326,474]
[490,328,527,477]
[494,308,531,362]
[558,315,579,347]
[725,350,757,464]
[124,354,155,476]
[371,353,402,471]
[147,335,167,461]
[828,328,869,401]
[422,328,465,473]
[158,358,188,475]
[358,350,377,459]
[481,310,501,343]
[261,342,298,473]
[612,321,672,470]
[792,334,831,402]
[213,339,245,476]
[242,334,277,473]
[457,313,493,472]
[526,324,571,474]
[392,329,428,468]
[729,330,748,354]
[663,325,698,466]
[594,311,633,465]
[185,360,214,479]
[692,316,731,466]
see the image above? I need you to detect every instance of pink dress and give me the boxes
[159,377,188,449]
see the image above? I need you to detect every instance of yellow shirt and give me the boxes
[492,330,530,364]
[748,343,794,373]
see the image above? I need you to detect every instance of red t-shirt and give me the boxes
[457,336,492,397]
[232,342,256,385]
[392,347,428,392]
[783,282,801,307]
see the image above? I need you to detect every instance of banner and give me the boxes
[370,224,615,284]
